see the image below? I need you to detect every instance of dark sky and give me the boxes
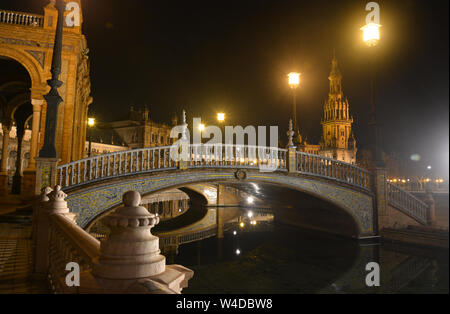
[2,0,449,177]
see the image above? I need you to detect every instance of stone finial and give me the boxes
[181,110,188,141]
[94,190,164,280]
[287,119,294,147]
[47,185,69,214]
[40,186,53,202]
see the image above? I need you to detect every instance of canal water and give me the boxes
[170,219,448,294]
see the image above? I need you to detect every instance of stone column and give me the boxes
[0,124,11,195]
[28,100,43,171]
[23,100,44,196]
[12,122,25,194]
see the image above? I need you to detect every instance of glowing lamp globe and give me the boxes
[361,22,381,47]
[288,72,300,88]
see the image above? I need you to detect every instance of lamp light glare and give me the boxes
[361,22,381,46]
[88,117,95,127]
[288,72,300,88]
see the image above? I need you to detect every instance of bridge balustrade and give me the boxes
[0,10,43,27]
[57,144,287,188]
[295,151,373,191]
[386,182,429,224]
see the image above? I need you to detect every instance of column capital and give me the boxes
[31,99,44,109]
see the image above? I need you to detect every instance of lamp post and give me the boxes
[87,117,95,157]
[38,0,65,158]
[361,21,384,168]
[288,72,300,134]
[217,112,225,143]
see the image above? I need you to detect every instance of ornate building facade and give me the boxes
[0,0,92,194]
[85,107,176,157]
[296,54,357,164]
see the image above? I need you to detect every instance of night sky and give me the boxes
[2,0,449,177]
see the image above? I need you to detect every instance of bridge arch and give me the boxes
[64,169,375,237]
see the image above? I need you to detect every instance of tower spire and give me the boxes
[329,50,342,98]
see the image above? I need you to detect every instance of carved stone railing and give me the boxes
[387,182,429,224]
[56,144,287,189]
[48,212,100,292]
[56,143,371,191]
[34,186,193,294]
[0,10,43,27]
[295,151,373,191]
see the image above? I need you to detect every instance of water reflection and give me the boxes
[160,209,448,294]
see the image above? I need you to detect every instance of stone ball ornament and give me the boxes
[102,190,160,230]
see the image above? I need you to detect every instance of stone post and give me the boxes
[32,186,52,277]
[372,167,388,232]
[424,188,436,226]
[34,185,77,278]
[47,185,77,221]
[84,191,193,293]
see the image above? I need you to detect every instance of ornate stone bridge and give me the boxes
[50,144,433,238]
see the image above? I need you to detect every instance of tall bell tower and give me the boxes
[320,52,357,164]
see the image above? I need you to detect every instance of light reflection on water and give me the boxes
[162,211,448,294]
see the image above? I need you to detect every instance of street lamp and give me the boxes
[87,117,95,157]
[361,22,381,47]
[38,0,65,158]
[361,18,384,167]
[288,72,300,135]
[217,113,225,122]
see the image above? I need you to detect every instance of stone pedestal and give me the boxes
[287,146,297,173]
[35,157,59,195]
[74,191,194,293]
[372,167,388,232]
[32,187,53,277]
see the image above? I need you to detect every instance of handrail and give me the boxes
[56,143,372,192]
[386,182,428,224]
[57,144,287,189]
[48,214,100,292]
[0,10,43,27]
[295,151,373,191]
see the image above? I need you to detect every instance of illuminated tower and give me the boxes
[320,53,357,164]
